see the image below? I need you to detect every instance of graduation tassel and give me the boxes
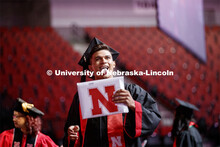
[81,75,86,82]
[80,67,87,82]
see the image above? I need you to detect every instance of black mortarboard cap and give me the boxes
[78,37,119,70]
[175,98,199,119]
[78,37,119,81]
[14,98,44,117]
[176,98,199,111]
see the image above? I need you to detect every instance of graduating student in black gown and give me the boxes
[63,37,161,147]
[171,98,203,147]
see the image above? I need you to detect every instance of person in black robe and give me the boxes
[171,98,203,147]
[63,37,161,147]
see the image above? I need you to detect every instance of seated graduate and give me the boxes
[171,98,203,147]
[63,37,161,147]
[0,98,58,147]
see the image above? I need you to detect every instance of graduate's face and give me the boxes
[89,50,115,80]
[13,111,26,129]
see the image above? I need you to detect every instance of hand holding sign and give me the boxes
[113,89,135,111]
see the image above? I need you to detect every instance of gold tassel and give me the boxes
[22,102,34,113]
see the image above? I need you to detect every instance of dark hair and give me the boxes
[171,108,192,140]
[25,115,42,136]
[90,44,111,57]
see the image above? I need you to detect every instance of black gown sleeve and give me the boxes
[175,127,203,147]
[189,127,203,147]
[124,83,161,138]
[176,131,196,147]
[63,93,81,147]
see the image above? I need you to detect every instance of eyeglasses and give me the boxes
[13,115,25,119]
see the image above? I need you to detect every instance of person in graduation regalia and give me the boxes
[0,98,58,147]
[63,37,161,147]
[171,98,203,147]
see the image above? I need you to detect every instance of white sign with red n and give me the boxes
[77,76,129,119]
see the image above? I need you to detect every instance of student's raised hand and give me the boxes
[68,125,80,140]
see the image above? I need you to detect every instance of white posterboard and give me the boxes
[77,76,129,119]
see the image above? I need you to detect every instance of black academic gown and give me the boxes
[63,83,161,147]
[175,126,203,147]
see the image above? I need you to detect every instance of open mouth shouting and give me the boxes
[100,66,110,75]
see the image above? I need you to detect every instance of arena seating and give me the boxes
[85,26,220,128]
[0,26,81,140]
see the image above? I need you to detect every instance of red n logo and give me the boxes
[89,85,118,115]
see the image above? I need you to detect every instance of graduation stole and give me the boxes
[107,114,125,147]
[13,128,37,147]
[13,128,23,147]
[189,121,198,128]
[75,106,125,147]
